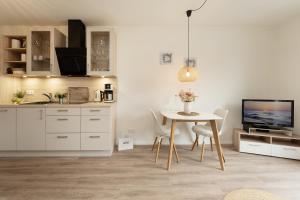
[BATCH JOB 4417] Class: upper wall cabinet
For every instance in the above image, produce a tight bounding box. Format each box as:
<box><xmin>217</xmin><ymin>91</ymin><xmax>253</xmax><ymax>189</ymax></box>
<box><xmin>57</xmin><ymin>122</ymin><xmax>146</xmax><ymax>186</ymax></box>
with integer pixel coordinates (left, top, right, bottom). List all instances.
<box><xmin>27</xmin><ymin>27</ymin><xmax>66</xmax><ymax>76</ymax></box>
<box><xmin>86</xmin><ymin>27</ymin><xmax>116</xmax><ymax>76</ymax></box>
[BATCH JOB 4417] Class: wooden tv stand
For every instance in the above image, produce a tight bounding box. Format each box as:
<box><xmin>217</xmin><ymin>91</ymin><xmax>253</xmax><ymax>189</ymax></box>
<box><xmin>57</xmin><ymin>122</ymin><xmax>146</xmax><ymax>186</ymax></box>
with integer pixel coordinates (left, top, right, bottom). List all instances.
<box><xmin>233</xmin><ymin>129</ymin><xmax>300</xmax><ymax>160</ymax></box>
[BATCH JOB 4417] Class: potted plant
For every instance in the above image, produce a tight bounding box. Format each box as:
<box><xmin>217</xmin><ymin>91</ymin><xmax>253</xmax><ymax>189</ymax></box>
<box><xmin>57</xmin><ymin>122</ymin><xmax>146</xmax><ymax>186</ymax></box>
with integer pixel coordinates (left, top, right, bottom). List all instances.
<box><xmin>179</xmin><ymin>90</ymin><xmax>197</xmax><ymax>114</ymax></box>
<box><xmin>55</xmin><ymin>92</ymin><xmax>67</xmax><ymax>104</ymax></box>
<box><xmin>11</xmin><ymin>90</ymin><xmax>26</xmax><ymax>104</ymax></box>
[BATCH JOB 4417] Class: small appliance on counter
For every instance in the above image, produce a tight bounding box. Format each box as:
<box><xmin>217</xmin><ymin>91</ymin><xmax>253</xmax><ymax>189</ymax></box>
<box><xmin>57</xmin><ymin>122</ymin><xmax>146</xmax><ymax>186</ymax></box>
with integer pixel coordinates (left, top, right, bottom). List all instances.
<box><xmin>94</xmin><ymin>90</ymin><xmax>104</xmax><ymax>102</ymax></box>
<box><xmin>103</xmin><ymin>83</ymin><xmax>114</xmax><ymax>103</ymax></box>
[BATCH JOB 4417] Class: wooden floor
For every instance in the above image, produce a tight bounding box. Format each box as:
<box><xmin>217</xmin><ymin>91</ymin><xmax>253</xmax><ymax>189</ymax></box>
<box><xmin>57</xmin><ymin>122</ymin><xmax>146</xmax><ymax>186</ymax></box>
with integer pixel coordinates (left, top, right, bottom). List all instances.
<box><xmin>0</xmin><ymin>146</ymin><xmax>299</xmax><ymax>200</ymax></box>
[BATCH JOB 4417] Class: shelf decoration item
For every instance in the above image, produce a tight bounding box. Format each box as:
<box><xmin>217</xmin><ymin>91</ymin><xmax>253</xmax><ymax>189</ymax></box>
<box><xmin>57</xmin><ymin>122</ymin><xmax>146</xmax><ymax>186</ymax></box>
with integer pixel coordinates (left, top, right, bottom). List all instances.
<box><xmin>178</xmin><ymin>0</ymin><xmax>208</xmax><ymax>82</ymax></box>
<box><xmin>11</xmin><ymin>91</ymin><xmax>26</xmax><ymax>104</ymax></box>
<box><xmin>178</xmin><ymin>90</ymin><xmax>197</xmax><ymax>114</ymax></box>
<box><xmin>55</xmin><ymin>92</ymin><xmax>67</xmax><ymax>104</ymax></box>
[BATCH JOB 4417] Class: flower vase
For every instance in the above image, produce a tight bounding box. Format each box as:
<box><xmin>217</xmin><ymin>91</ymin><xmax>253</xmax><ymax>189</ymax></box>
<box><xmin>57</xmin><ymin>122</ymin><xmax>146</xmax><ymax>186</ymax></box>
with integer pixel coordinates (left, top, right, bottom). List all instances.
<box><xmin>59</xmin><ymin>98</ymin><xmax>64</xmax><ymax>104</ymax></box>
<box><xmin>183</xmin><ymin>102</ymin><xmax>191</xmax><ymax>114</ymax></box>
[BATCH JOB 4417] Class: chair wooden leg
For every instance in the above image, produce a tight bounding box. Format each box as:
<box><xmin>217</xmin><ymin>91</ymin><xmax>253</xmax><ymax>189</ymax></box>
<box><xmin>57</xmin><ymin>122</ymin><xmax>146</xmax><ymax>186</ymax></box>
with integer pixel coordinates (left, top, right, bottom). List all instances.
<box><xmin>173</xmin><ymin>144</ymin><xmax>180</xmax><ymax>163</ymax></box>
<box><xmin>197</xmin><ymin>139</ymin><xmax>199</xmax><ymax>146</ymax></box>
<box><xmin>222</xmin><ymin>152</ymin><xmax>226</xmax><ymax>163</ymax></box>
<box><xmin>155</xmin><ymin>138</ymin><xmax>162</xmax><ymax>163</ymax></box>
<box><xmin>152</xmin><ymin>137</ymin><xmax>158</xmax><ymax>152</ymax></box>
<box><xmin>191</xmin><ymin>136</ymin><xmax>198</xmax><ymax>151</ymax></box>
<box><xmin>210</xmin><ymin>137</ymin><xmax>213</xmax><ymax>151</ymax></box>
<box><xmin>200</xmin><ymin>139</ymin><xmax>205</xmax><ymax>162</ymax></box>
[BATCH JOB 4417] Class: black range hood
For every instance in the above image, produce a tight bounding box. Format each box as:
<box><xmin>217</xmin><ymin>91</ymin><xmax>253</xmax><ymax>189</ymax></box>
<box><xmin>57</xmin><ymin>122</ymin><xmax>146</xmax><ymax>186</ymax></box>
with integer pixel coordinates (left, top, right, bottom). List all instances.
<box><xmin>56</xmin><ymin>20</ymin><xmax>87</xmax><ymax>76</ymax></box>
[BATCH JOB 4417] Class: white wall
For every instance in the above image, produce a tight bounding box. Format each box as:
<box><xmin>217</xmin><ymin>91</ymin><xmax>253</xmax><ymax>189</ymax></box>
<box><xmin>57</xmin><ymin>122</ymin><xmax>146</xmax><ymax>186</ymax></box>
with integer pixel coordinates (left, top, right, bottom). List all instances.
<box><xmin>269</xmin><ymin>17</ymin><xmax>300</xmax><ymax>134</ymax></box>
<box><xmin>115</xmin><ymin>26</ymin><xmax>276</xmax><ymax>144</ymax></box>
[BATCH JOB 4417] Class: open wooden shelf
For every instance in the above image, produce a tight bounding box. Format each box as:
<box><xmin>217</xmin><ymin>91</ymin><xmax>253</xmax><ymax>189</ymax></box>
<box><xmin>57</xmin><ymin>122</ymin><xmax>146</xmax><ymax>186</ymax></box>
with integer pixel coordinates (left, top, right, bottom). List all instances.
<box><xmin>4</xmin><ymin>61</ymin><xmax>26</xmax><ymax>64</ymax></box>
<box><xmin>2</xmin><ymin>35</ymin><xmax>27</xmax><ymax>75</ymax></box>
<box><xmin>5</xmin><ymin>48</ymin><xmax>26</xmax><ymax>52</ymax></box>
<box><xmin>3</xmin><ymin>35</ymin><xmax>26</xmax><ymax>39</ymax></box>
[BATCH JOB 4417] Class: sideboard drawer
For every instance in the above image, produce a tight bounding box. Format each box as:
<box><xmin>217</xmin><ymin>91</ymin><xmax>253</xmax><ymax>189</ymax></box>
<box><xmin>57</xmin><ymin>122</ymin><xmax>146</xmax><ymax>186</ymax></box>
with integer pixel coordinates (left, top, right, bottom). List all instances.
<box><xmin>272</xmin><ymin>145</ymin><xmax>300</xmax><ymax>160</ymax></box>
<box><xmin>81</xmin><ymin>107</ymin><xmax>111</xmax><ymax>116</ymax></box>
<box><xmin>81</xmin><ymin>116</ymin><xmax>110</xmax><ymax>132</ymax></box>
<box><xmin>46</xmin><ymin>116</ymin><xmax>80</xmax><ymax>133</ymax></box>
<box><xmin>46</xmin><ymin>133</ymin><xmax>80</xmax><ymax>150</ymax></box>
<box><xmin>240</xmin><ymin>141</ymin><xmax>271</xmax><ymax>156</ymax></box>
<box><xmin>46</xmin><ymin>108</ymin><xmax>80</xmax><ymax>116</ymax></box>
<box><xmin>81</xmin><ymin>133</ymin><xmax>111</xmax><ymax>150</ymax></box>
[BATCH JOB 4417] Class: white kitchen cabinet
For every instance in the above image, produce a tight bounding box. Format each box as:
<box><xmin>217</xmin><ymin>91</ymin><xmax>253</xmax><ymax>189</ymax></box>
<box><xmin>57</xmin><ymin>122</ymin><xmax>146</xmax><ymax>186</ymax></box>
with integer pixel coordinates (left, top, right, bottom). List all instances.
<box><xmin>81</xmin><ymin>133</ymin><xmax>111</xmax><ymax>150</ymax></box>
<box><xmin>46</xmin><ymin>116</ymin><xmax>80</xmax><ymax>133</ymax></box>
<box><xmin>46</xmin><ymin>133</ymin><xmax>80</xmax><ymax>151</ymax></box>
<box><xmin>0</xmin><ymin>108</ymin><xmax>17</xmax><ymax>150</ymax></box>
<box><xmin>81</xmin><ymin>116</ymin><xmax>110</xmax><ymax>133</ymax></box>
<box><xmin>17</xmin><ymin>108</ymin><xmax>45</xmax><ymax>150</ymax></box>
<box><xmin>86</xmin><ymin>27</ymin><xmax>115</xmax><ymax>76</ymax></box>
<box><xmin>27</xmin><ymin>27</ymin><xmax>66</xmax><ymax>76</ymax></box>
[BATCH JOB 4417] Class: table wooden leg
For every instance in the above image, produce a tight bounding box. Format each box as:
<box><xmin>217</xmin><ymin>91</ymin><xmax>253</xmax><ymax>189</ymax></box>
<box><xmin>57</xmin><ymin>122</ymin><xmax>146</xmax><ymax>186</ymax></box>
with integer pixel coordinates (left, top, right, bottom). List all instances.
<box><xmin>210</xmin><ymin>120</ymin><xmax>225</xmax><ymax>171</ymax></box>
<box><xmin>167</xmin><ymin>120</ymin><xmax>176</xmax><ymax>171</ymax></box>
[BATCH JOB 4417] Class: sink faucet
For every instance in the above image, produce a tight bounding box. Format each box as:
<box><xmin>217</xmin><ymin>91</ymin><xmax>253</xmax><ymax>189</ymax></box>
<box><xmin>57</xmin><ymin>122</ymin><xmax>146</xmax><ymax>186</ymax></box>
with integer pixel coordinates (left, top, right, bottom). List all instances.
<box><xmin>42</xmin><ymin>93</ymin><xmax>53</xmax><ymax>103</ymax></box>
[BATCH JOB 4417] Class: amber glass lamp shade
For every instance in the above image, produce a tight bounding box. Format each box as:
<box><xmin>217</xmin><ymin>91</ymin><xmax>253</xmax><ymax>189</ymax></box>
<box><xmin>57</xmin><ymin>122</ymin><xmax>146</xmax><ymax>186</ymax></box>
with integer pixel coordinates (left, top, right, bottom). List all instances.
<box><xmin>177</xmin><ymin>66</ymin><xmax>198</xmax><ymax>82</ymax></box>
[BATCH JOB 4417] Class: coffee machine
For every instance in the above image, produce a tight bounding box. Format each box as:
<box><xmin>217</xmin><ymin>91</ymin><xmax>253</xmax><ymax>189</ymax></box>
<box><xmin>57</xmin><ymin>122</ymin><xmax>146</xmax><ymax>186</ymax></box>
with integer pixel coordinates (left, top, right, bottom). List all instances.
<box><xmin>103</xmin><ymin>84</ymin><xmax>114</xmax><ymax>102</ymax></box>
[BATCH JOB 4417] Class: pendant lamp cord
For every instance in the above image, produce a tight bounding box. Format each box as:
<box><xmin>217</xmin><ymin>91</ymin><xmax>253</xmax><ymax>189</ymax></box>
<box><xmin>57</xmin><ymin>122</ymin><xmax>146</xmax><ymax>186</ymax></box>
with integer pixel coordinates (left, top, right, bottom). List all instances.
<box><xmin>186</xmin><ymin>0</ymin><xmax>208</xmax><ymax>66</ymax></box>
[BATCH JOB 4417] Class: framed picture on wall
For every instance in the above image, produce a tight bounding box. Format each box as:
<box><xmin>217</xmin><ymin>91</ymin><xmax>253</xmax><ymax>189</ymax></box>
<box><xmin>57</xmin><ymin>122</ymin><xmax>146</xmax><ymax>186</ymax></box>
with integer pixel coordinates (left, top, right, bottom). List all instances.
<box><xmin>160</xmin><ymin>52</ymin><xmax>173</xmax><ymax>65</ymax></box>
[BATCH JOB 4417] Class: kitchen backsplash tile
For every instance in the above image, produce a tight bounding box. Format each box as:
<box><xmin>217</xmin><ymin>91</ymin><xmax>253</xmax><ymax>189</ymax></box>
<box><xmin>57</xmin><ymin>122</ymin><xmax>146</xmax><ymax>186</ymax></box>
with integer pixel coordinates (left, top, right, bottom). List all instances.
<box><xmin>19</xmin><ymin>77</ymin><xmax>117</xmax><ymax>103</ymax></box>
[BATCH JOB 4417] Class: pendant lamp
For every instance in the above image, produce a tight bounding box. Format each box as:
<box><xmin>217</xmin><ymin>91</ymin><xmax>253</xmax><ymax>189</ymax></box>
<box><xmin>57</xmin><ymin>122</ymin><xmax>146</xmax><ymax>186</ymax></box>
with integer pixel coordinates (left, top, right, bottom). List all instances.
<box><xmin>178</xmin><ymin>0</ymin><xmax>208</xmax><ymax>82</ymax></box>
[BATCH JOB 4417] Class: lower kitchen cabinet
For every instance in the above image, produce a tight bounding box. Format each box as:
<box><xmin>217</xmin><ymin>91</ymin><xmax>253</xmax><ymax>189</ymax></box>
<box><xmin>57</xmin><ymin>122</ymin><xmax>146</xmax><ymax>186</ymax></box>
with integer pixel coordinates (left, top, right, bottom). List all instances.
<box><xmin>0</xmin><ymin>108</ymin><xmax>17</xmax><ymax>150</ymax></box>
<box><xmin>17</xmin><ymin>108</ymin><xmax>46</xmax><ymax>150</ymax></box>
<box><xmin>81</xmin><ymin>133</ymin><xmax>111</xmax><ymax>150</ymax></box>
<box><xmin>0</xmin><ymin>104</ymin><xmax>115</xmax><ymax>156</ymax></box>
<box><xmin>46</xmin><ymin>133</ymin><xmax>80</xmax><ymax>151</ymax></box>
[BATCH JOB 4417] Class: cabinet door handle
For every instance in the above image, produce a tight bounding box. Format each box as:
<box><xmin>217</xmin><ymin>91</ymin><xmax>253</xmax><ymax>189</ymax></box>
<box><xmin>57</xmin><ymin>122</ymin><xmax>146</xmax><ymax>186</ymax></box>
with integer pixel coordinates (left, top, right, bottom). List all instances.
<box><xmin>89</xmin><ymin>136</ymin><xmax>100</xmax><ymax>139</ymax></box>
<box><xmin>57</xmin><ymin>136</ymin><xmax>68</xmax><ymax>139</ymax></box>
<box><xmin>90</xmin><ymin>118</ymin><xmax>100</xmax><ymax>121</ymax></box>
<box><xmin>90</xmin><ymin>110</ymin><xmax>100</xmax><ymax>112</ymax></box>
<box><xmin>0</xmin><ymin>109</ymin><xmax>8</xmax><ymax>112</ymax></box>
<box><xmin>57</xmin><ymin>109</ymin><xmax>68</xmax><ymax>112</ymax></box>
<box><xmin>57</xmin><ymin>118</ymin><xmax>68</xmax><ymax>121</ymax></box>
<box><xmin>40</xmin><ymin>110</ymin><xmax>43</xmax><ymax>120</ymax></box>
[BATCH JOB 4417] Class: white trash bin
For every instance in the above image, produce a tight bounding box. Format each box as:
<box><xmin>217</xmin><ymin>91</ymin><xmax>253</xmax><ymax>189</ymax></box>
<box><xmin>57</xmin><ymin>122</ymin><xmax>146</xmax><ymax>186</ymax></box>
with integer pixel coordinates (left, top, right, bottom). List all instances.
<box><xmin>118</xmin><ymin>136</ymin><xmax>133</xmax><ymax>151</ymax></box>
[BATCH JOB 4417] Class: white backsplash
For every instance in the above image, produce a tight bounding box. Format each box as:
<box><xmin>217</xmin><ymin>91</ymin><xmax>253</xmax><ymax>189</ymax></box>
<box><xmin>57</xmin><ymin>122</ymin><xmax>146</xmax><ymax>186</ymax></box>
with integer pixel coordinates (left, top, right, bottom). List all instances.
<box><xmin>0</xmin><ymin>76</ymin><xmax>21</xmax><ymax>103</ymax></box>
<box><xmin>20</xmin><ymin>77</ymin><xmax>117</xmax><ymax>103</ymax></box>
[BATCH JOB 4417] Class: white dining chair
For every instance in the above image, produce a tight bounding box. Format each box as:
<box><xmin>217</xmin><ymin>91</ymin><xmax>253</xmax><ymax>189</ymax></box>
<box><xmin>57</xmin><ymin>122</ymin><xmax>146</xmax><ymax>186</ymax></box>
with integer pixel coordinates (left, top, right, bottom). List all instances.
<box><xmin>150</xmin><ymin>109</ymin><xmax>180</xmax><ymax>163</ymax></box>
<box><xmin>191</xmin><ymin>108</ymin><xmax>229</xmax><ymax>162</ymax></box>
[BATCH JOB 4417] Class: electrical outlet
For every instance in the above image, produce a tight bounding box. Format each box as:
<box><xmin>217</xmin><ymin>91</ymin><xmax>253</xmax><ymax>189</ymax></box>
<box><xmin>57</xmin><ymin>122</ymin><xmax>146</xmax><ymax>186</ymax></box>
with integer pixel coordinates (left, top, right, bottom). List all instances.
<box><xmin>26</xmin><ymin>90</ymin><xmax>34</xmax><ymax>95</ymax></box>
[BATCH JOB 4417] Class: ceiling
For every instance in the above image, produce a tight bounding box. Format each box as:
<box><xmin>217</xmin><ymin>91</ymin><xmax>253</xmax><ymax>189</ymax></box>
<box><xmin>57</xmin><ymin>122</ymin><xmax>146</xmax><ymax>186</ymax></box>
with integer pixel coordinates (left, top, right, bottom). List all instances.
<box><xmin>0</xmin><ymin>0</ymin><xmax>300</xmax><ymax>26</ymax></box>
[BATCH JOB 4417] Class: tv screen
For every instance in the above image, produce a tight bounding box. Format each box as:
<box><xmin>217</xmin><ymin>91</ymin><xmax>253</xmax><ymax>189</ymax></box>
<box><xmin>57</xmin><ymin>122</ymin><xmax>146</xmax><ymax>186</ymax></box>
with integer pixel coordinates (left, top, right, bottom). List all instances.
<box><xmin>242</xmin><ymin>99</ymin><xmax>294</xmax><ymax>128</ymax></box>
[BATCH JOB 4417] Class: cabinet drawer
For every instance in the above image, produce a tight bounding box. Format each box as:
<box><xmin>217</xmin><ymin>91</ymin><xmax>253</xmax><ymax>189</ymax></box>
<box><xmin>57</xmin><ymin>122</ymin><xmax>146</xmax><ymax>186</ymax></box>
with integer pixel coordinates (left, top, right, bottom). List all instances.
<box><xmin>46</xmin><ymin>116</ymin><xmax>80</xmax><ymax>133</ymax></box>
<box><xmin>272</xmin><ymin>145</ymin><xmax>300</xmax><ymax>160</ymax></box>
<box><xmin>81</xmin><ymin>133</ymin><xmax>111</xmax><ymax>150</ymax></box>
<box><xmin>81</xmin><ymin>107</ymin><xmax>111</xmax><ymax>116</ymax></box>
<box><xmin>46</xmin><ymin>108</ymin><xmax>80</xmax><ymax>116</ymax></box>
<box><xmin>81</xmin><ymin>116</ymin><xmax>110</xmax><ymax>132</ymax></box>
<box><xmin>46</xmin><ymin>133</ymin><xmax>80</xmax><ymax>150</ymax></box>
<box><xmin>240</xmin><ymin>141</ymin><xmax>271</xmax><ymax>156</ymax></box>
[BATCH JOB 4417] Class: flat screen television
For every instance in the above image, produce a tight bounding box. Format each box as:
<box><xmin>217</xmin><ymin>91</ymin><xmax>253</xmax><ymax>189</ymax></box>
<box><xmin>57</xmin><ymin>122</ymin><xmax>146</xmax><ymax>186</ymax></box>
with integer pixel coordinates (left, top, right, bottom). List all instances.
<box><xmin>242</xmin><ymin>99</ymin><xmax>294</xmax><ymax>131</ymax></box>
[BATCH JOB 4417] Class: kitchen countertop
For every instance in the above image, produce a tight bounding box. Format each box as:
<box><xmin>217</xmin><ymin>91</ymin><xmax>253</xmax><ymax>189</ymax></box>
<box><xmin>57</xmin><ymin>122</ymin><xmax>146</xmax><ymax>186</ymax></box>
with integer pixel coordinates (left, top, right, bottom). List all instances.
<box><xmin>0</xmin><ymin>102</ymin><xmax>116</xmax><ymax>108</ymax></box>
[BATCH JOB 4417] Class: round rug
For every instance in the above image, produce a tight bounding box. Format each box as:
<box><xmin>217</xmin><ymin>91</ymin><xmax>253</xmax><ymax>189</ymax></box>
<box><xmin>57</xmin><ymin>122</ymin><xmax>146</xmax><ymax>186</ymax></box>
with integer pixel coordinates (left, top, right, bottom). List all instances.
<box><xmin>224</xmin><ymin>189</ymin><xmax>284</xmax><ymax>200</ymax></box>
